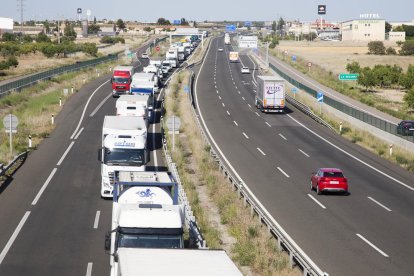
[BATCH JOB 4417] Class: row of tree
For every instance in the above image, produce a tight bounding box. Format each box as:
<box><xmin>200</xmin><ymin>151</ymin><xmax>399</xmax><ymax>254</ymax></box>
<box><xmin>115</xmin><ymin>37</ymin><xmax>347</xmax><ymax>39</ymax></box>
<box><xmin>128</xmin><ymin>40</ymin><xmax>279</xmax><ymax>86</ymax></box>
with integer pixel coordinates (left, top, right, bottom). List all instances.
<box><xmin>368</xmin><ymin>41</ymin><xmax>414</xmax><ymax>56</ymax></box>
<box><xmin>346</xmin><ymin>61</ymin><xmax>414</xmax><ymax>90</ymax></box>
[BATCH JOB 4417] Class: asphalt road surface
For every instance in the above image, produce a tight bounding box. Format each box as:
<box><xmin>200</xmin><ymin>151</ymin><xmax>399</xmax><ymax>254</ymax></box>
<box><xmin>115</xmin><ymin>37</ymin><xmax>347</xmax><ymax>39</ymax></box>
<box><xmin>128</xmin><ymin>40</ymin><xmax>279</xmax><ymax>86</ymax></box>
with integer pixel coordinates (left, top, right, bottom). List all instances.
<box><xmin>194</xmin><ymin>35</ymin><xmax>414</xmax><ymax>275</ymax></box>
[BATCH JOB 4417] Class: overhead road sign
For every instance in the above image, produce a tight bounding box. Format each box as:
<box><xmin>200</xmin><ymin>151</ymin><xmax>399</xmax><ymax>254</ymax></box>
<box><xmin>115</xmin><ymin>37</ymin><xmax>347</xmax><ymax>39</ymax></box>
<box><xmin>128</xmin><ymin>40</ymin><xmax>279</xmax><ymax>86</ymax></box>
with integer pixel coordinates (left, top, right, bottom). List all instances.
<box><xmin>173</xmin><ymin>20</ymin><xmax>181</xmax><ymax>25</ymax></box>
<box><xmin>238</xmin><ymin>36</ymin><xmax>258</xmax><ymax>48</ymax></box>
<box><xmin>339</xmin><ymin>73</ymin><xmax>359</xmax><ymax>81</ymax></box>
<box><xmin>226</xmin><ymin>25</ymin><xmax>236</xmax><ymax>32</ymax></box>
<box><xmin>318</xmin><ymin>5</ymin><xmax>326</xmax><ymax>15</ymax></box>
<box><xmin>244</xmin><ymin>21</ymin><xmax>252</xmax><ymax>27</ymax></box>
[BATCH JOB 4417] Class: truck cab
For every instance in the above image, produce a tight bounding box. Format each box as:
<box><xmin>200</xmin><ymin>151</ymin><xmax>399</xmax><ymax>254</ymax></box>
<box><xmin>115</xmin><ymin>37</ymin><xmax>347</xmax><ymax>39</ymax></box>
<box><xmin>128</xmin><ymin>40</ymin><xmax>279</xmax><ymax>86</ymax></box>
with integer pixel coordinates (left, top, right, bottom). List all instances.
<box><xmin>112</xmin><ymin>66</ymin><xmax>134</xmax><ymax>98</ymax></box>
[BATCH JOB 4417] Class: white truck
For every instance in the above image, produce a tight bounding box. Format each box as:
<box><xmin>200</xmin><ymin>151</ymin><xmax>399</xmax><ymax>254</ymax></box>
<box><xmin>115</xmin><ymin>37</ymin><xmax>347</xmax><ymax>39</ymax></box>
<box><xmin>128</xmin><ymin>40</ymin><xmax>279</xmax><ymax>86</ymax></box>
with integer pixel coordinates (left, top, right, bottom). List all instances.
<box><xmin>166</xmin><ymin>48</ymin><xmax>178</xmax><ymax>67</ymax></box>
<box><xmin>229</xmin><ymin>51</ymin><xmax>239</xmax><ymax>63</ymax></box>
<box><xmin>113</xmin><ymin>248</ymin><xmax>242</xmax><ymax>276</ymax></box>
<box><xmin>177</xmin><ymin>46</ymin><xmax>185</xmax><ymax>61</ymax></box>
<box><xmin>224</xmin><ymin>33</ymin><xmax>231</xmax><ymax>45</ymax></box>
<box><xmin>131</xmin><ymin>72</ymin><xmax>158</xmax><ymax>93</ymax></box>
<box><xmin>105</xmin><ymin>171</ymin><xmax>185</xmax><ymax>276</ymax></box>
<box><xmin>99</xmin><ymin>116</ymin><xmax>148</xmax><ymax>198</ymax></box>
<box><xmin>116</xmin><ymin>94</ymin><xmax>152</xmax><ymax>124</ymax></box>
<box><xmin>255</xmin><ymin>76</ymin><xmax>286</xmax><ymax>113</ymax></box>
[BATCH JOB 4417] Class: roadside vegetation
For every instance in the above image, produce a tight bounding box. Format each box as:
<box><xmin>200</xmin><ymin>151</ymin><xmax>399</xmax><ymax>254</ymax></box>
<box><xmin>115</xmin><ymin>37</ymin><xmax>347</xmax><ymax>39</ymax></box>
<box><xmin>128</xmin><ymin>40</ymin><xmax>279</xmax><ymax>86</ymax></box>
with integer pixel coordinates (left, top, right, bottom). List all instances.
<box><xmin>164</xmin><ymin>71</ymin><xmax>298</xmax><ymax>275</ymax></box>
<box><xmin>0</xmin><ymin>59</ymin><xmax>117</xmax><ymax>165</ymax></box>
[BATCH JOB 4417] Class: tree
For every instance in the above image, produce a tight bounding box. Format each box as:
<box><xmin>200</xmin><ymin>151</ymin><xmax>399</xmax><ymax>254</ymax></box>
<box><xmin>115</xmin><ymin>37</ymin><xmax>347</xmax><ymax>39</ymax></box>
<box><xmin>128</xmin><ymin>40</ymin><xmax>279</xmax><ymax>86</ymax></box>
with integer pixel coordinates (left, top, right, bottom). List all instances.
<box><xmin>36</xmin><ymin>32</ymin><xmax>51</xmax><ymax>43</ymax></box>
<box><xmin>23</xmin><ymin>34</ymin><xmax>33</xmax><ymax>43</ymax></box>
<box><xmin>180</xmin><ymin>18</ymin><xmax>189</xmax><ymax>26</ymax></box>
<box><xmin>368</xmin><ymin>41</ymin><xmax>386</xmax><ymax>55</ymax></box>
<box><xmin>81</xmin><ymin>43</ymin><xmax>98</xmax><ymax>56</ymax></box>
<box><xmin>271</xmin><ymin>21</ymin><xmax>277</xmax><ymax>32</ymax></box>
<box><xmin>116</xmin><ymin>19</ymin><xmax>126</xmax><ymax>30</ymax></box>
<box><xmin>63</xmin><ymin>22</ymin><xmax>77</xmax><ymax>41</ymax></box>
<box><xmin>93</xmin><ymin>16</ymin><xmax>97</xmax><ymax>25</ymax></box>
<box><xmin>385</xmin><ymin>21</ymin><xmax>392</xmax><ymax>33</ymax></box>
<box><xmin>402</xmin><ymin>24</ymin><xmax>414</xmax><ymax>37</ymax></box>
<box><xmin>2</xmin><ymin>33</ymin><xmax>17</xmax><ymax>42</ymax></box>
<box><xmin>393</xmin><ymin>25</ymin><xmax>404</xmax><ymax>32</ymax></box>
<box><xmin>399</xmin><ymin>40</ymin><xmax>414</xmax><ymax>55</ymax></box>
<box><xmin>346</xmin><ymin>61</ymin><xmax>361</xmax><ymax>74</ymax></box>
<box><xmin>43</xmin><ymin>20</ymin><xmax>50</xmax><ymax>34</ymax></box>
<box><xmin>277</xmin><ymin>17</ymin><xmax>285</xmax><ymax>35</ymax></box>
<box><xmin>157</xmin><ymin>18</ymin><xmax>170</xmax><ymax>25</ymax></box>
<box><xmin>400</xmin><ymin>65</ymin><xmax>414</xmax><ymax>89</ymax></box>
<box><xmin>143</xmin><ymin>27</ymin><xmax>152</xmax><ymax>33</ymax></box>
<box><xmin>88</xmin><ymin>24</ymin><xmax>101</xmax><ymax>34</ymax></box>
<box><xmin>404</xmin><ymin>86</ymin><xmax>414</xmax><ymax>109</ymax></box>
<box><xmin>0</xmin><ymin>56</ymin><xmax>18</xmax><ymax>71</ymax></box>
<box><xmin>358</xmin><ymin>67</ymin><xmax>377</xmax><ymax>90</ymax></box>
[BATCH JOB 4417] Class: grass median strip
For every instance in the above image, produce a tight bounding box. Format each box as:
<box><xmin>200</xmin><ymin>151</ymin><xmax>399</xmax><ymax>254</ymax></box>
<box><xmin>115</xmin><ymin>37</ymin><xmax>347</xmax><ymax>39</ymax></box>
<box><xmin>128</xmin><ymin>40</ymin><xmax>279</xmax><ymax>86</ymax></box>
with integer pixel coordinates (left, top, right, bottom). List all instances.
<box><xmin>164</xmin><ymin>71</ymin><xmax>298</xmax><ymax>275</ymax></box>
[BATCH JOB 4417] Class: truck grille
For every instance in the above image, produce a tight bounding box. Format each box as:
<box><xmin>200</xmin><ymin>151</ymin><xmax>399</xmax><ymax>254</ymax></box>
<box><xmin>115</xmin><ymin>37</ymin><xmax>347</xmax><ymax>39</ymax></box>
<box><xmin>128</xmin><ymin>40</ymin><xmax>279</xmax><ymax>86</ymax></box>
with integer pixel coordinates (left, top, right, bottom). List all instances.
<box><xmin>108</xmin><ymin>172</ymin><xmax>115</xmax><ymax>185</ymax></box>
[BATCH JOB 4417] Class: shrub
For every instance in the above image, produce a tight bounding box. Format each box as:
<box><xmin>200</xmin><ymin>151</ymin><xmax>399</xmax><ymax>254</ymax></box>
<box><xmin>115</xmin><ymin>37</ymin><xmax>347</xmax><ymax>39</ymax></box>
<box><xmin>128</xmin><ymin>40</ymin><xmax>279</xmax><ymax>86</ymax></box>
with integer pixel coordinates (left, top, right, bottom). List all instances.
<box><xmin>400</xmin><ymin>40</ymin><xmax>414</xmax><ymax>55</ymax></box>
<box><xmin>346</xmin><ymin>61</ymin><xmax>361</xmax><ymax>74</ymax></box>
<box><xmin>404</xmin><ymin>86</ymin><xmax>414</xmax><ymax>109</ymax></box>
<box><xmin>368</xmin><ymin>41</ymin><xmax>386</xmax><ymax>55</ymax></box>
<box><xmin>386</xmin><ymin>47</ymin><xmax>397</xmax><ymax>55</ymax></box>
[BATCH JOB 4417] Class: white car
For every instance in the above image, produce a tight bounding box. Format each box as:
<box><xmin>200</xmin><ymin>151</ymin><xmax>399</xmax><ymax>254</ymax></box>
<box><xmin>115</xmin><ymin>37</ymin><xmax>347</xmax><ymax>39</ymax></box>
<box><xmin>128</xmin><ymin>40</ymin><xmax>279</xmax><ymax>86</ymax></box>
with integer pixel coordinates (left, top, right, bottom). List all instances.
<box><xmin>141</xmin><ymin>53</ymin><xmax>149</xmax><ymax>59</ymax></box>
<box><xmin>218</xmin><ymin>48</ymin><xmax>223</xmax><ymax>52</ymax></box>
<box><xmin>241</xmin><ymin>66</ymin><xmax>249</xmax><ymax>74</ymax></box>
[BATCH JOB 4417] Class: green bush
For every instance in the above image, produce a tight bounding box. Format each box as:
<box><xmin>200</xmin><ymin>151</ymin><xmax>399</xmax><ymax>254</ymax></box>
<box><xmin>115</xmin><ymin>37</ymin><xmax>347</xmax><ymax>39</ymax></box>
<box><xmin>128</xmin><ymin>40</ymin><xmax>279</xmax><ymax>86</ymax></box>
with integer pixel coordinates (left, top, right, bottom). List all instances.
<box><xmin>346</xmin><ymin>61</ymin><xmax>361</xmax><ymax>74</ymax></box>
<box><xmin>404</xmin><ymin>86</ymin><xmax>414</xmax><ymax>109</ymax></box>
<box><xmin>368</xmin><ymin>41</ymin><xmax>386</xmax><ymax>55</ymax></box>
<box><xmin>400</xmin><ymin>40</ymin><xmax>414</xmax><ymax>55</ymax></box>
<box><xmin>386</xmin><ymin>47</ymin><xmax>397</xmax><ymax>55</ymax></box>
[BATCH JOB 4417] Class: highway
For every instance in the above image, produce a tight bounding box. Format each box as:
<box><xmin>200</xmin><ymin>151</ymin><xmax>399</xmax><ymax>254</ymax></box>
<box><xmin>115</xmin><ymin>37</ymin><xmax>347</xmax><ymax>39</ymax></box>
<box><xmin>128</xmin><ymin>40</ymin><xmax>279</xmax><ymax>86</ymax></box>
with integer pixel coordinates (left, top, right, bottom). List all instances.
<box><xmin>0</xmin><ymin>44</ymin><xmax>168</xmax><ymax>275</ymax></box>
<box><xmin>194</xmin><ymin>35</ymin><xmax>414</xmax><ymax>275</ymax></box>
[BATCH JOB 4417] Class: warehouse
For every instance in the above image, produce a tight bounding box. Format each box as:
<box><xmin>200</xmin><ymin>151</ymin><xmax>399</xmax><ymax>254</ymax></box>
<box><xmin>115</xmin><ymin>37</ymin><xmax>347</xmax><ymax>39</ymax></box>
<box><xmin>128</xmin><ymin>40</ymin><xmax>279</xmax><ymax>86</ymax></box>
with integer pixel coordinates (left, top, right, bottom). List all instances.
<box><xmin>0</xmin><ymin>17</ymin><xmax>13</xmax><ymax>36</ymax></box>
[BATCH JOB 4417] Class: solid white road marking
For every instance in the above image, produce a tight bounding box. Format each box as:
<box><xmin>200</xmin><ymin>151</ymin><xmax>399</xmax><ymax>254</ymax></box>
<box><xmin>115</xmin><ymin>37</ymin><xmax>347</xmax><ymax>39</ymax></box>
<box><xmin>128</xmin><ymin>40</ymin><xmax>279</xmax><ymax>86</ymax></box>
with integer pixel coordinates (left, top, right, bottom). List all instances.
<box><xmin>86</xmin><ymin>262</ymin><xmax>93</xmax><ymax>276</ymax></box>
<box><xmin>287</xmin><ymin>114</ymin><xmax>414</xmax><ymax>192</ymax></box>
<box><xmin>356</xmin><ymin>234</ymin><xmax>389</xmax><ymax>258</ymax></box>
<box><xmin>279</xmin><ymin>134</ymin><xmax>287</xmax><ymax>140</ymax></box>
<box><xmin>243</xmin><ymin>132</ymin><xmax>249</xmax><ymax>139</ymax></box>
<box><xmin>74</xmin><ymin>127</ymin><xmax>84</xmax><ymax>140</ymax></box>
<box><xmin>277</xmin><ymin>167</ymin><xmax>290</xmax><ymax>178</ymax></box>
<box><xmin>57</xmin><ymin>141</ymin><xmax>75</xmax><ymax>166</ymax></box>
<box><xmin>257</xmin><ymin>148</ymin><xmax>266</xmax><ymax>156</ymax></box>
<box><xmin>0</xmin><ymin>211</ymin><xmax>31</xmax><ymax>265</ymax></box>
<box><xmin>265</xmin><ymin>122</ymin><xmax>271</xmax><ymax>127</ymax></box>
<box><xmin>307</xmin><ymin>194</ymin><xmax>327</xmax><ymax>209</ymax></box>
<box><xmin>89</xmin><ymin>93</ymin><xmax>112</xmax><ymax>117</ymax></box>
<box><xmin>227</xmin><ymin>110</ymin><xmax>231</xmax><ymax>116</ymax></box>
<box><xmin>93</xmin><ymin>211</ymin><xmax>101</xmax><ymax>229</ymax></box>
<box><xmin>32</xmin><ymin>168</ymin><xmax>58</xmax><ymax>205</ymax></box>
<box><xmin>299</xmin><ymin>149</ymin><xmax>310</xmax><ymax>157</ymax></box>
<box><xmin>233</xmin><ymin>121</ymin><xmax>238</xmax><ymax>126</ymax></box>
<box><xmin>368</xmin><ymin>197</ymin><xmax>392</xmax><ymax>212</ymax></box>
<box><xmin>71</xmin><ymin>80</ymin><xmax>109</xmax><ymax>139</ymax></box>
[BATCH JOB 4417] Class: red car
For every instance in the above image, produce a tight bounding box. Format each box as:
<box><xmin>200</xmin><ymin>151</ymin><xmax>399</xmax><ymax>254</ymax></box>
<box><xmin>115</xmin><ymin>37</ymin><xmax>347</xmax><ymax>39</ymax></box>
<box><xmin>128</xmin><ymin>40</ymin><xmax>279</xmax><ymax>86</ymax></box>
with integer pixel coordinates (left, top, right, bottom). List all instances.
<box><xmin>311</xmin><ymin>168</ymin><xmax>348</xmax><ymax>195</ymax></box>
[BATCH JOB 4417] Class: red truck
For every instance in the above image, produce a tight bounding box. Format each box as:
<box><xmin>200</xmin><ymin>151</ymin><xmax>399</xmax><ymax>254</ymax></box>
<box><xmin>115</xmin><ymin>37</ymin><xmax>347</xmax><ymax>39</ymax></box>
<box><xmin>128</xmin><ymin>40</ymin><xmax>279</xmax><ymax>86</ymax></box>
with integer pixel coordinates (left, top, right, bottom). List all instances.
<box><xmin>111</xmin><ymin>65</ymin><xmax>135</xmax><ymax>97</ymax></box>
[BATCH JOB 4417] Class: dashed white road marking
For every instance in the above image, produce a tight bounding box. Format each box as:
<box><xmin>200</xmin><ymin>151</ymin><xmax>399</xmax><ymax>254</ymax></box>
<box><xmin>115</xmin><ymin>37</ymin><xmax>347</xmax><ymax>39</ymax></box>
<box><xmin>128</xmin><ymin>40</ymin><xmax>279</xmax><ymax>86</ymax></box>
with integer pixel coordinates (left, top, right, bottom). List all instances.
<box><xmin>93</xmin><ymin>211</ymin><xmax>101</xmax><ymax>229</ymax></box>
<box><xmin>277</xmin><ymin>167</ymin><xmax>290</xmax><ymax>178</ymax></box>
<box><xmin>226</xmin><ymin>110</ymin><xmax>231</xmax><ymax>116</ymax></box>
<box><xmin>248</xmin><ymin>104</ymin><xmax>252</xmax><ymax>108</ymax></box>
<box><xmin>74</xmin><ymin>127</ymin><xmax>84</xmax><ymax>140</ymax></box>
<box><xmin>279</xmin><ymin>133</ymin><xmax>287</xmax><ymax>140</ymax></box>
<box><xmin>265</xmin><ymin>122</ymin><xmax>271</xmax><ymax>127</ymax></box>
<box><xmin>218</xmin><ymin>96</ymin><xmax>222</xmax><ymax>100</ymax></box>
<box><xmin>234</xmin><ymin>121</ymin><xmax>238</xmax><ymax>126</ymax></box>
<box><xmin>243</xmin><ymin>132</ymin><xmax>249</xmax><ymax>139</ymax></box>
<box><xmin>222</xmin><ymin>103</ymin><xmax>225</xmax><ymax>107</ymax></box>
<box><xmin>356</xmin><ymin>234</ymin><xmax>389</xmax><ymax>258</ymax></box>
<box><xmin>86</xmin><ymin>262</ymin><xmax>93</xmax><ymax>276</ymax></box>
<box><xmin>257</xmin><ymin>148</ymin><xmax>266</xmax><ymax>156</ymax></box>
<box><xmin>368</xmin><ymin>197</ymin><xmax>392</xmax><ymax>212</ymax></box>
<box><xmin>255</xmin><ymin>112</ymin><xmax>260</xmax><ymax>117</ymax></box>
<box><xmin>242</xmin><ymin>97</ymin><xmax>245</xmax><ymax>101</ymax></box>
<box><xmin>307</xmin><ymin>194</ymin><xmax>327</xmax><ymax>209</ymax></box>
<box><xmin>57</xmin><ymin>141</ymin><xmax>75</xmax><ymax>166</ymax></box>
<box><xmin>32</xmin><ymin>169</ymin><xmax>58</xmax><ymax>206</ymax></box>
<box><xmin>299</xmin><ymin>149</ymin><xmax>310</xmax><ymax>157</ymax></box>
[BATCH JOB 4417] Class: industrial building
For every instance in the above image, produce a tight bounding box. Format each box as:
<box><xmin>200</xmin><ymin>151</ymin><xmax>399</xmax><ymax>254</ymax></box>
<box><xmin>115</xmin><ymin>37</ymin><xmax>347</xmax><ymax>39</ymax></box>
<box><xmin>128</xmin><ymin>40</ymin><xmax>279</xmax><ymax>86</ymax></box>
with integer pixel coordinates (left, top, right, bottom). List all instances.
<box><xmin>341</xmin><ymin>19</ymin><xmax>385</xmax><ymax>41</ymax></box>
<box><xmin>0</xmin><ymin>17</ymin><xmax>13</xmax><ymax>36</ymax></box>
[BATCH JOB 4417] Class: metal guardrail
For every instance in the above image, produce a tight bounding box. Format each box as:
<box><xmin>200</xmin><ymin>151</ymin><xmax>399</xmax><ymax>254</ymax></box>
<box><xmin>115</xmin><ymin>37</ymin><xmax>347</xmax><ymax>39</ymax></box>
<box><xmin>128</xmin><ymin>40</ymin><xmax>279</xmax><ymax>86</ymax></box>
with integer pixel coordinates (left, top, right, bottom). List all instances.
<box><xmin>267</xmin><ymin>62</ymin><xmax>414</xmax><ymax>143</ymax></box>
<box><xmin>286</xmin><ymin>94</ymin><xmax>336</xmax><ymax>132</ymax></box>
<box><xmin>186</xmin><ymin>39</ymin><xmax>326</xmax><ymax>275</ymax></box>
<box><xmin>0</xmin><ymin>54</ymin><xmax>118</xmax><ymax>97</ymax></box>
<box><xmin>0</xmin><ymin>151</ymin><xmax>28</xmax><ymax>178</ymax></box>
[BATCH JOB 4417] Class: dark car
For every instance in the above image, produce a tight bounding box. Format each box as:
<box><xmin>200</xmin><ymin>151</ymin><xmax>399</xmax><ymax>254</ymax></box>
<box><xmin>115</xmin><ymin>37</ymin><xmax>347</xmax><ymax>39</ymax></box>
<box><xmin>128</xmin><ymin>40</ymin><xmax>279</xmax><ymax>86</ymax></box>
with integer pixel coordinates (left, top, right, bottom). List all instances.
<box><xmin>397</xmin><ymin>120</ymin><xmax>414</xmax><ymax>136</ymax></box>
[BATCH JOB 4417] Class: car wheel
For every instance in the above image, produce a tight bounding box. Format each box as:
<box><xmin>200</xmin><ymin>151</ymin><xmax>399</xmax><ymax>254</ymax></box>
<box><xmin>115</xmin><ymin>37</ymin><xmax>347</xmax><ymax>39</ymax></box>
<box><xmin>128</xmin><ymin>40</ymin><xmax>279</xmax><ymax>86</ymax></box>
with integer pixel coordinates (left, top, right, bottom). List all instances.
<box><xmin>310</xmin><ymin>181</ymin><xmax>314</xmax><ymax>191</ymax></box>
<box><xmin>316</xmin><ymin>184</ymin><xmax>322</xmax><ymax>195</ymax></box>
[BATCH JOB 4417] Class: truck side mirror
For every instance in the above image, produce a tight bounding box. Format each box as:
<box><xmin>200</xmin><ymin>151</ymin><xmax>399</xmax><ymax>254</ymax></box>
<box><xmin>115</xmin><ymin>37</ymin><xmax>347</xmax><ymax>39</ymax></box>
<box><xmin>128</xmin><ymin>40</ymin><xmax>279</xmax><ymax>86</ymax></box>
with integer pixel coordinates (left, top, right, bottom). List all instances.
<box><xmin>104</xmin><ymin>232</ymin><xmax>111</xmax><ymax>251</ymax></box>
<box><xmin>110</xmin><ymin>77</ymin><xmax>113</xmax><ymax>83</ymax></box>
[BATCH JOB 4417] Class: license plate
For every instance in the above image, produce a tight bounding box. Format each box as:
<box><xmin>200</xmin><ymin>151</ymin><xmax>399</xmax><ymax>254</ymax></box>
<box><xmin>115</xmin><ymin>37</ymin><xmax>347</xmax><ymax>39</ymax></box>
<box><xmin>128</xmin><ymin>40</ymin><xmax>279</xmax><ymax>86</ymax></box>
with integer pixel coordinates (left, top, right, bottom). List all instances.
<box><xmin>330</xmin><ymin>181</ymin><xmax>339</xmax><ymax>184</ymax></box>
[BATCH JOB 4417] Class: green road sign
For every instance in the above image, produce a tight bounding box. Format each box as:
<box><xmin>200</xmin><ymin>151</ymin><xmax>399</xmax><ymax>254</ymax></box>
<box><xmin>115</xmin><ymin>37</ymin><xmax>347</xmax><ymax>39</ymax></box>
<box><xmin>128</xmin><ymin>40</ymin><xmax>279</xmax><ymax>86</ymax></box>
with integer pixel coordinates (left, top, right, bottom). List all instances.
<box><xmin>339</xmin><ymin>73</ymin><xmax>359</xmax><ymax>81</ymax></box>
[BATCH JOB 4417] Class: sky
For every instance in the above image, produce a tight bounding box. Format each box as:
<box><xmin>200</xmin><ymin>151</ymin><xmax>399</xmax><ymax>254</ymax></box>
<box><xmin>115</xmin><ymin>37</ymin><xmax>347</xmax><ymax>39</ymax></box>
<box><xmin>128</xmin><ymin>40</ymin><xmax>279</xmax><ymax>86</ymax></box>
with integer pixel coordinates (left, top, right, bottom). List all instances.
<box><xmin>1</xmin><ymin>0</ymin><xmax>413</xmax><ymax>23</ymax></box>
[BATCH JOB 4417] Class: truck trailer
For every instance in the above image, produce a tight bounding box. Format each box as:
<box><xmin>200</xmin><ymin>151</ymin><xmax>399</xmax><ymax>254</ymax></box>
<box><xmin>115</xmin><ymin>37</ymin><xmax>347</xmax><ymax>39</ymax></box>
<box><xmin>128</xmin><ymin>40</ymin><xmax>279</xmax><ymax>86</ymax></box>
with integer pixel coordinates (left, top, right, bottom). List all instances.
<box><xmin>116</xmin><ymin>94</ymin><xmax>152</xmax><ymax>124</ymax></box>
<box><xmin>229</xmin><ymin>51</ymin><xmax>239</xmax><ymax>63</ymax></box>
<box><xmin>99</xmin><ymin>116</ymin><xmax>148</xmax><ymax>198</ymax></box>
<box><xmin>255</xmin><ymin>75</ymin><xmax>286</xmax><ymax>113</ymax></box>
<box><xmin>106</xmin><ymin>171</ymin><xmax>185</xmax><ymax>276</ymax></box>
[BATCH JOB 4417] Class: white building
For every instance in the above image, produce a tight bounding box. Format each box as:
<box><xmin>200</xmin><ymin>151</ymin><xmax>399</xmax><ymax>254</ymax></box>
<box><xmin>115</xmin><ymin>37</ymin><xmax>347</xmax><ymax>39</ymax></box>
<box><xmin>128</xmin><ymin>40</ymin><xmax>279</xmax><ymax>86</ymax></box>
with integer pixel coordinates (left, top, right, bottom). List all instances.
<box><xmin>388</xmin><ymin>31</ymin><xmax>405</xmax><ymax>41</ymax></box>
<box><xmin>0</xmin><ymin>17</ymin><xmax>13</xmax><ymax>35</ymax></box>
<box><xmin>341</xmin><ymin>19</ymin><xmax>385</xmax><ymax>41</ymax></box>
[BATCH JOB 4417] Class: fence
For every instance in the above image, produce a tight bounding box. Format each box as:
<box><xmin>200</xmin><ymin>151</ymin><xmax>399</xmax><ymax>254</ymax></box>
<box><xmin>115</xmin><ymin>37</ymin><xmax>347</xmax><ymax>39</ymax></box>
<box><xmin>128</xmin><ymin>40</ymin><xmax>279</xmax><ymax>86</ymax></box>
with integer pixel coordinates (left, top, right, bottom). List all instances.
<box><xmin>268</xmin><ymin>62</ymin><xmax>414</xmax><ymax>143</ymax></box>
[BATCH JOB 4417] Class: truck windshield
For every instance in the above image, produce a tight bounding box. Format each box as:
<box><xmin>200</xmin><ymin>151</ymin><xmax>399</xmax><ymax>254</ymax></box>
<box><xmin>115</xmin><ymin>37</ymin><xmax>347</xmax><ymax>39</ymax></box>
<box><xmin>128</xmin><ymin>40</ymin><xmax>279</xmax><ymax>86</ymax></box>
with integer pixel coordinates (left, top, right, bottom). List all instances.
<box><xmin>104</xmin><ymin>148</ymin><xmax>145</xmax><ymax>166</ymax></box>
<box><xmin>117</xmin><ymin>234</ymin><xmax>182</xmax><ymax>249</ymax></box>
<box><xmin>113</xmin><ymin>77</ymin><xmax>130</xmax><ymax>84</ymax></box>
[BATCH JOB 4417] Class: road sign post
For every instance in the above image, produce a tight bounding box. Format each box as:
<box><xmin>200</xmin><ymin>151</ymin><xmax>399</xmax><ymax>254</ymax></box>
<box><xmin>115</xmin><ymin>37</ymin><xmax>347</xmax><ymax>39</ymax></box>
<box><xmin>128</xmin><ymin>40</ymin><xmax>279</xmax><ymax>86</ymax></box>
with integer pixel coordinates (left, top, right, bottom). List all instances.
<box><xmin>3</xmin><ymin>114</ymin><xmax>19</xmax><ymax>156</ymax></box>
<box><xmin>166</xmin><ymin>116</ymin><xmax>181</xmax><ymax>154</ymax></box>
<box><xmin>338</xmin><ymin>73</ymin><xmax>359</xmax><ymax>81</ymax></box>
<box><xmin>317</xmin><ymin>92</ymin><xmax>324</xmax><ymax>114</ymax></box>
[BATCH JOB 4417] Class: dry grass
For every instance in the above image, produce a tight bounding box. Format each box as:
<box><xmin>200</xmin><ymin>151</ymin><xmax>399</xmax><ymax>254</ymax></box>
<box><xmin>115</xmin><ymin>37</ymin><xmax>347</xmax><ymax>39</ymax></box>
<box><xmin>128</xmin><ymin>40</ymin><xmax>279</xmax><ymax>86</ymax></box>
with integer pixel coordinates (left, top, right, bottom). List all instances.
<box><xmin>164</xmin><ymin>71</ymin><xmax>299</xmax><ymax>276</ymax></box>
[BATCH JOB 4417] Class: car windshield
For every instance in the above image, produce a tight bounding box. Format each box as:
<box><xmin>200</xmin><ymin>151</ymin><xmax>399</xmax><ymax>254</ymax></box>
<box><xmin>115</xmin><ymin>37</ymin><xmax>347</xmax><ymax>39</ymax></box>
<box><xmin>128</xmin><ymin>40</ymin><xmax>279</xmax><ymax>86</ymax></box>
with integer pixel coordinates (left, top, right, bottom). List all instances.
<box><xmin>104</xmin><ymin>148</ymin><xmax>145</xmax><ymax>166</ymax></box>
<box><xmin>117</xmin><ymin>234</ymin><xmax>182</xmax><ymax>249</ymax></box>
<box><xmin>113</xmin><ymin>77</ymin><xmax>129</xmax><ymax>84</ymax></box>
<box><xmin>323</xmin><ymin>171</ymin><xmax>344</xmax><ymax>178</ymax></box>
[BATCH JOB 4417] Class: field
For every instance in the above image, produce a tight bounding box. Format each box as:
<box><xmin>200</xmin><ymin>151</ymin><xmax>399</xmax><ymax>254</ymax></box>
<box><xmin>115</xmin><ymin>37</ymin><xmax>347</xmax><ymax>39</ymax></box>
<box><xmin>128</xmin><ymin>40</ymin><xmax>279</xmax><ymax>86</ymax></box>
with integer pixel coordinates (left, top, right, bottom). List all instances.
<box><xmin>0</xmin><ymin>35</ymin><xmax>148</xmax><ymax>82</ymax></box>
<box><xmin>276</xmin><ymin>40</ymin><xmax>414</xmax><ymax>74</ymax></box>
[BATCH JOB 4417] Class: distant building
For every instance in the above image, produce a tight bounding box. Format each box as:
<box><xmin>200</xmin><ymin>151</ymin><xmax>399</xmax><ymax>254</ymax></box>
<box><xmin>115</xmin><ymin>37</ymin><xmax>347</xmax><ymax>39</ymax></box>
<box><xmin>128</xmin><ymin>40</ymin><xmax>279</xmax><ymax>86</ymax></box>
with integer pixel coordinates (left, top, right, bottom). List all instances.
<box><xmin>390</xmin><ymin>20</ymin><xmax>414</xmax><ymax>29</ymax></box>
<box><xmin>0</xmin><ymin>17</ymin><xmax>13</xmax><ymax>35</ymax></box>
<box><xmin>387</xmin><ymin>31</ymin><xmax>405</xmax><ymax>41</ymax></box>
<box><xmin>341</xmin><ymin>19</ymin><xmax>385</xmax><ymax>41</ymax></box>
<box><xmin>13</xmin><ymin>25</ymin><xmax>45</xmax><ymax>35</ymax></box>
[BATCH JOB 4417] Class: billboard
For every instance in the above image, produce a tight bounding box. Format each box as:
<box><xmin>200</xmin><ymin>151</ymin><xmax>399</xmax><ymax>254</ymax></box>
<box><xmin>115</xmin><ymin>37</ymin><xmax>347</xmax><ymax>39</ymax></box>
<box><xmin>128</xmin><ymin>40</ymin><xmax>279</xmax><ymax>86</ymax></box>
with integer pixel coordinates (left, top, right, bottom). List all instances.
<box><xmin>318</xmin><ymin>5</ymin><xmax>326</xmax><ymax>15</ymax></box>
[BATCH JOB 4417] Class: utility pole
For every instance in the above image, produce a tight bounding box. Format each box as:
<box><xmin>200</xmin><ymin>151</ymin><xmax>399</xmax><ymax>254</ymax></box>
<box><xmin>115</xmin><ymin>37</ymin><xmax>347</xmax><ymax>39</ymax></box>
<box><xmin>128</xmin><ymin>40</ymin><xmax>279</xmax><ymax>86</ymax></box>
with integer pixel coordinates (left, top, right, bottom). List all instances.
<box><xmin>17</xmin><ymin>0</ymin><xmax>25</xmax><ymax>40</ymax></box>
<box><xmin>57</xmin><ymin>16</ymin><xmax>60</xmax><ymax>44</ymax></box>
